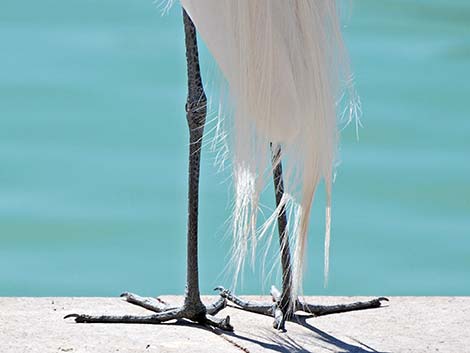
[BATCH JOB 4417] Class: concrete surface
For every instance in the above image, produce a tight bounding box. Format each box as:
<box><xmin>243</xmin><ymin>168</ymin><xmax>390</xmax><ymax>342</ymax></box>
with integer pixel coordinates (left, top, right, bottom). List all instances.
<box><xmin>1</xmin><ymin>296</ymin><xmax>469</xmax><ymax>353</ymax></box>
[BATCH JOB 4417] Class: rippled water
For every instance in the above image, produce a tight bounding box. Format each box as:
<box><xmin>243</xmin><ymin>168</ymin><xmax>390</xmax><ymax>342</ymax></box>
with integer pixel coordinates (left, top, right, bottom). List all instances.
<box><xmin>1</xmin><ymin>0</ymin><xmax>469</xmax><ymax>296</ymax></box>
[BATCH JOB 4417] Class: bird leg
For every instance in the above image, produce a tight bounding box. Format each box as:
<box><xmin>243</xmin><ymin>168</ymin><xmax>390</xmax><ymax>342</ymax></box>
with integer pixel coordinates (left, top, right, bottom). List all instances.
<box><xmin>215</xmin><ymin>286</ymin><xmax>276</xmax><ymax>317</ymax></box>
<box><xmin>270</xmin><ymin>144</ymin><xmax>294</xmax><ymax>329</ymax></box>
<box><xmin>216</xmin><ymin>285</ymin><xmax>388</xmax><ymax>330</ymax></box>
<box><xmin>64</xmin><ymin>9</ymin><xmax>231</xmax><ymax>332</ymax></box>
<box><xmin>120</xmin><ymin>292</ymin><xmax>176</xmax><ymax>312</ymax></box>
<box><xmin>295</xmin><ymin>296</ymin><xmax>389</xmax><ymax>317</ymax></box>
<box><xmin>120</xmin><ymin>292</ymin><xmax>227</xmax><ymax>316</ymax></box>
<box><xmin>216</xmin><ymin>145</ymin><xmax>388</xmax><ymax>331</ymax></box>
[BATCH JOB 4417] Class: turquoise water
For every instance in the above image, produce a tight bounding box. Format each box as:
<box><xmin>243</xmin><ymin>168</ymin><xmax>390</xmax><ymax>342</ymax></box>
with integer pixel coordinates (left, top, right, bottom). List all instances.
<box><xmin>1</xmin><ymin>0</ymin><xmax>469</xmax><ymax>297</ymax></box>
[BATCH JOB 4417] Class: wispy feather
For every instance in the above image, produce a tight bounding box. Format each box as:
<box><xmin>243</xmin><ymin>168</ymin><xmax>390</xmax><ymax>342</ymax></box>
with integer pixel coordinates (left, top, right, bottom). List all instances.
<box><xmin>179</xmin><ymin>0</ymin><xmax>356</xmax><ymax>299</ymax></box>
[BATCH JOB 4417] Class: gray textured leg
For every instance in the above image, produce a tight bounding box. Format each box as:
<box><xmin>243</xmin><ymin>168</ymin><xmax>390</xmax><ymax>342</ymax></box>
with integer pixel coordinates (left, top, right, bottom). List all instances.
<box><xmin>216</xmin><ymin>283</ymin><xmax>388</xmax><ymax>330</ymax></box>
<box><xmin>63</xmin><ymin>9</ymin><xmax>232</xmax><ymax>332</ymax></box>
<box><xmin>121</xmin><ymin>292</ymin><xmax>226</xmax><ymax>316</ymax></box>
<box><xmin>206</xmin><ymin>296</ymin><xmax>227</xmax><ymax>316</ymax></box>
<box><xmin>297</xmin><ymin>297</ymin><xmax>389</xmax><ymax>317</ymax></box>
<box><xmin>64</xmin><ymin>308</ymin><xmax>184</xmax><ymax>324</ymax></box>
<box><xmin>121</xmin><ymin>292</ymin><xmax>176</xmax><ymax>312</ymax></box>
<box><xmin>215</xmin><ymin>287</ymin><xmax>275</xmax><ymax>316</ymax></box>
<box><xmin>270</xmin><ymin>144</ymin><xmax>294</xmax><ymax>320</ymax></box>
<box><xmin>215</xmin><ymin>141</ymin><xmax>389</xmax><ymax>330</ymax></box>
<box><xmin>64</xmin><ymin>308</ymin><xmax>233</xmax><ymax>331</ymax></box>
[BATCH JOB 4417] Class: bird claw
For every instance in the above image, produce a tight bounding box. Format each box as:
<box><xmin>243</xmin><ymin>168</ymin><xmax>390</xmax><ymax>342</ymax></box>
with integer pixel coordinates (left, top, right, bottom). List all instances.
<box><xmin>64</xmin><ymin>314</ymin><xmax>90</xmax><ymax>323</ymax></box>
<box><xmin>370</xmin><ymin>297</ymin><xmax>389</xmax><ymax>308</ymax></box>
<box><xmin>64</xmin><ymin>314</ymin><xmax>79</xmax><ymax>320</ymax></box>
<box><xmin>220</xmin><ymin>315</ymin><xmax>233</xmax><ymax>331</ymax></box>
<box><xmin>214</xmin><ymin>286</ymin><xmax>231</xmax><ymax>298</ymax></box>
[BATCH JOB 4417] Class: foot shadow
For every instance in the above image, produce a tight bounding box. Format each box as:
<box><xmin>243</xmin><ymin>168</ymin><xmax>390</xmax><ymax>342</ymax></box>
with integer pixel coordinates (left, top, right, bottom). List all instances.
<box><xmin>218</xmin><ymin>313</ymin><xmax>391</xmax><ymax>353</ymax></box>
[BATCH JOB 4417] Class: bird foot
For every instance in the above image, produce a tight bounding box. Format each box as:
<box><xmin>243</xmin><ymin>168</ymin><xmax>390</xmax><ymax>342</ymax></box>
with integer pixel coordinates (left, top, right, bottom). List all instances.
<box><xmin>120</xmin><ymin>292</ymin><xmax>227</xmax><ymax>316</ymax></box>
<box><xmin>64</xmin><ymin>292</ymin><xmax>232</xmax><ymax>331</ymax></box>
<box><xmin>215</xmin><ymin>286</ymin><xmax>287</xmax><ymax>330</ymax></box>
<box><xmin>214</xmin><ymin>286</ymin><xmax>277</xmax><ymax>315</ymax></box>
<box><xmin>296</xmin><ymin>296</ymin><xmax>389</xmax><ymax>317</ymax></box>
<box><xmin>215</xmin><ymin>286</ymin><xmax>389</xmax><ymax>331</ymax></box>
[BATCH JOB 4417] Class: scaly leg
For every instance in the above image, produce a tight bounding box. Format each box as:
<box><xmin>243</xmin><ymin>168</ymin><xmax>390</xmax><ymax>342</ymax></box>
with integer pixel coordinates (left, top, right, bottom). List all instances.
<box><xmin>217</xmin><ymin>145</ymin><xmax>387</xmax><ymax>331</ymax></box>
<box><xmin>120</xmin><ymin>292</ymin><xmax>226</xmax><ymax>316</ymax></box>
<box><xmin>296</xmin><ymin>297</ymin><xmax>389</xmax><ymax>317</ymax></box>
<box><xmin>64</xmin><ymin>9</ymin><xmax>231</xmax><ymax>332</ymax></box>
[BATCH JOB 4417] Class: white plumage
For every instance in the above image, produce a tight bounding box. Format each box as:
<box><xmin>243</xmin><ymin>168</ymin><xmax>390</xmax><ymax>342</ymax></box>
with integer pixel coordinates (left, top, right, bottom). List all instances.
<box><xmin>178</xmin><ymin>0</ymin><xmax>357</xmax><ymax>299</ymax></box>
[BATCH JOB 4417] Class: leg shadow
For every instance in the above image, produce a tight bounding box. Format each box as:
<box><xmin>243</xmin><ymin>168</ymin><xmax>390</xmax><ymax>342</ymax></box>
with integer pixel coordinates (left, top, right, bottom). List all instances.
<box><xmin>215</xmin><ymin>314</ymin><xmax>391</xmax><ymax>353</ymax></box>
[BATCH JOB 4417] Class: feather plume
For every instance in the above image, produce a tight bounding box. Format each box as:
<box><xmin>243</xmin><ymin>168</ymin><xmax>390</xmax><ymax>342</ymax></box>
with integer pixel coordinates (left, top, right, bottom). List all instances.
<box><xmin>179</xmin><ymin>0</ymin><xmax>356</xmax><ymax>298</ymax></box>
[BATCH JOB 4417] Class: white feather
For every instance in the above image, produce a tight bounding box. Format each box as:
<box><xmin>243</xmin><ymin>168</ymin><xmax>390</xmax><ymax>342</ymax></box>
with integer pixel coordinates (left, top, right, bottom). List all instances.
<box><xmin>179</xmin><ymin>0</ymin><xmax>355</xmax><ymax>298</ymax></box>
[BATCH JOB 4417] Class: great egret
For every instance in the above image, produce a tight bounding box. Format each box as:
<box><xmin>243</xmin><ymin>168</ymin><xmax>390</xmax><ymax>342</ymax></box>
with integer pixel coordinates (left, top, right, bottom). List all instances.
<box><xmin>66</xmin><ymin>0</ymin><xmax>387</xmax><ymax>331</ymax></box>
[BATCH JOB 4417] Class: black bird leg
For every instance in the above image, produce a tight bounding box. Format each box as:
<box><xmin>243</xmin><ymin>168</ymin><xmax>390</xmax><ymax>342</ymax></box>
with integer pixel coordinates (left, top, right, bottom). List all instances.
<box><xmin>65</xmin><ymin>9</ymin><xmax>231</xmax><ymax>332</ymax></box>
<box><xmin>216</xmin><ymin>145</ymin><xmax>388</xmax><ymax>331</ymax></box>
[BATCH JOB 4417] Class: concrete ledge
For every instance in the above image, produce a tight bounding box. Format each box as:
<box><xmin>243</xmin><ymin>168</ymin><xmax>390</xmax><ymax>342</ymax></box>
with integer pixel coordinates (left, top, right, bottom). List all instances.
<box><xmin>1</xmin><ymin>296</ymin><xmax>468</xmax><ymax>352</ymax></box>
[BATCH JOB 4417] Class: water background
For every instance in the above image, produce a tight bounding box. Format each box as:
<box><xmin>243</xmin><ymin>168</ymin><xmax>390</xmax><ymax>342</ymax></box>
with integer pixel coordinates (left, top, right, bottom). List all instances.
<box><xmin>1</xmin><ymin>0</ymin><xmax>469</xmax><ymax>296</ymax></box>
